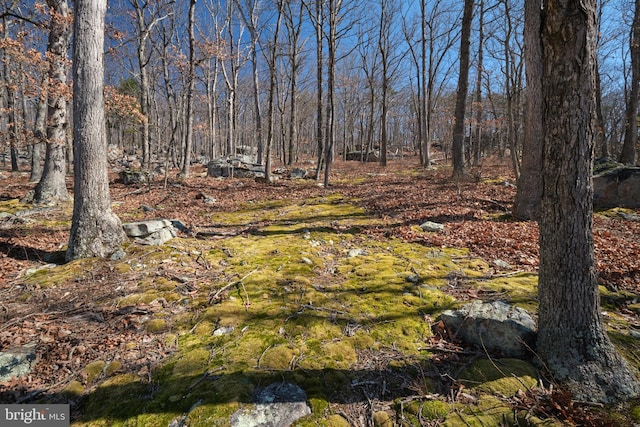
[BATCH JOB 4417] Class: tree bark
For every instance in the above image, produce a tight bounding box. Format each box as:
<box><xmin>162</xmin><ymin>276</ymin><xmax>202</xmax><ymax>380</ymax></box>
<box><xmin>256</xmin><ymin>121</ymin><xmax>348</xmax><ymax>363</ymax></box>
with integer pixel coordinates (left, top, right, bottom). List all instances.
<box><xmin>537</xmin><ymin>0</ymin><xmax>640</xmax><ymax>403</ymax></box>
<box><xmin>30</xmin><ymin>75</ymin><xmax>48</xmax><ymax>183</ymax></box>
<box><xmin>620</xmin><ymin>0</ymin><xmax>640</xmax><ymax>165</ymax></box>
<box><xmin>513</xmin><ymin>0</ymin><xmax>543</xmax><ymax>220</ymax></box>
<box><xmin>67</xmin><ymin>0</ymin><xmax>126</xmax><ymax>261</ymax></box>
<box><xmin>451</xmin><ymin>0</ymin><xmax>473</xmax><ymax>178</ymax></box>
<box><xmin>181</xmin><ymin>0</ymin><xmax>196</xmax><ymax>177</ymax></box>
<box><xmin>34</xmin><ymin>0</ymin><xmax>72</xmax><ymax>205</ymax></box>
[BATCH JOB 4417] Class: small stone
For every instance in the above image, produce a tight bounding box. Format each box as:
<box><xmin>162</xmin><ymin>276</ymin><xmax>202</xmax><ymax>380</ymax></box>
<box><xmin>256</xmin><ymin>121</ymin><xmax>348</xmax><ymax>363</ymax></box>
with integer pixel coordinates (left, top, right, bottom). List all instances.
<box><xmin>492</xmin><ymin>259</ymin><xmax>511</xmax><ymax>269</ymax></box>
<box><xmin>420</xmin><ymin>221</ymin><xmax>444</xmax><ymax>232</ymax></box>
<box><xmin>347</xmin><ymin>248</ymin><xmax>365</xmax><ymax>258</ymax></box>
<box><xmin>213</xmin><ymin>326</ymin><xmax>235</xmax><ymax>336</ymax></box>
<box><xmin>406</xmin><ymin>274</ymin><xmax>421</xmax><ymax>284</ymax></box>
<box><xmin>301</xmin><ymin>257</ymin><xmax>313</xmax><ymax>265</ymax></box>
<box><xmin>110</xmin><ymin>249</ymin><xmax>126</xmax><ymax>261</ymax></box>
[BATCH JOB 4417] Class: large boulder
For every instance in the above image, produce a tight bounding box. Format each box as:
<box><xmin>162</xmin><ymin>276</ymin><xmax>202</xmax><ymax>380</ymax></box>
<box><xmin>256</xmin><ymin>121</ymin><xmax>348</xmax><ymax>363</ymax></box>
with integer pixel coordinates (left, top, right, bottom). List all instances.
<box><xmin>593</xmin><ymin>160</ymin><xmax>640</xmax><ymax>209</ymax></box>
<box><xmin>438</xmin><ymin>300</ymin><xmax>536</xmax><ymax>358</ymax></box>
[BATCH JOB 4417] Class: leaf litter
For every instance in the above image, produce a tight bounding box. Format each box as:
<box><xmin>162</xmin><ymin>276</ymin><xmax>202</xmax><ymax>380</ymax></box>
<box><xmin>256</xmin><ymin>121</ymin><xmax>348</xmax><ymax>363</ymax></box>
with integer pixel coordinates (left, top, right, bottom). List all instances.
<box><xmin>0</xmin><ymin>157</ymin><xmax>639</xmax><ymax>425</ymax></box>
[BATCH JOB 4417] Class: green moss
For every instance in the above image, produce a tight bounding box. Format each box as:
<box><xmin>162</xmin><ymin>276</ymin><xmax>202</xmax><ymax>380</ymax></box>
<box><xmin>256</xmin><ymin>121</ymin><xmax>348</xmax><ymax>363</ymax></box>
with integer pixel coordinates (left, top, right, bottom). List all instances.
<box><xmin>172</xmin><ymin>348</ymin><xmax>210</xmax><ymax>377</ymax></box>
<box><xmin>0</xmin><ymin>199</ymin><xmax>31</xmax><ymax>214</ymax></box>
<box><xmin>80</xmin><ymin>374</ymin><xmax>150</xmax><ymax>423</ymax></box>
<box><xmin>631</xmin><ymin>405</ymin><xmax>640</xmax><ymax>421</ymax></box>
<box><xmin>443</xmin><ymin>395</ymin><xmax>513</xmax><ymax>427</ymax></box>
<box><xmin>144</xmin><ymin>318</ymin><xmax>167</xmax><ymax>333</ymax></box>
<box><xmin>481</xmin><ymin>273</ymin><xmax>539</xmax><ymax>312</ymax></box>
<box><xmin>184</xmin><ymin>402</ymin><xmax>240</xmax><ymax>426</ymax></box>
<box><xmin>105</xmin><ymin>361</ymin><xmax>122</xmax><ymax>376</ymax></box>
<box><xmin>458</xmin><ymin>358</ymin><xmax>538</xmax><ymax>396</ymax></box>
<box><xmin>62</xmin><ymin>380</ymin><xmax>85</xmax><ymax>397</ymax></box>
<box><xmin>419</xmin><ymin>400</ymin><xmax>450</xmax><ymax>420</ymax></box>
<box><xmin>322</xmin><ymin>414</ymin><xmax>351</xmax><ymax>427</ymax></box>
<box><xmin>322</xmin><ymin>341</ymin><xmax>357</xmax><ymax>369</ymax></box>
<box><xmin>260</xmin><ymin>345</ymin><xmax>297</xmax><ymax>370</ymax></box>
<box><xmin>373</xmin><ymin>411</ymin><xmax>393</xmax><ymax>427</ymax></box>
<box><xmin>82</xmin><ymin>360</ymin><xmax>106</xmax><ymax>384</ymax></box>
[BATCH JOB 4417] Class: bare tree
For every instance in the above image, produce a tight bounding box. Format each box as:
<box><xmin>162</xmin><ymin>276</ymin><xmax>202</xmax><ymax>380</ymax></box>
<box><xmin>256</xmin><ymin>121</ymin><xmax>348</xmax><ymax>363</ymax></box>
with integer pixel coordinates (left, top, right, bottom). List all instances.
<box><xmin>33</xmin><ymin>0</ymin><xmax>72</xmax><ymax>205</ymax></box>
<box><xmin>513</xmin><ymin>0</ymin><xmax>543</xmax><ymax>220</ymax></box>
<box><xmin>181</xmin><ymin>0</ymin><xmax>197</xmax><ymax>177</ymax></box>
<box><xmin>283</xmin><ymin>0</ymin><xmax>305</xmax><ymax>165</ymax></box>
<box><xmin>620</xmin><ymin>0</ymin><xmax>640</xmax><ymax>164</ymax></box>
<box><xmin>235</xmin><ymin>0</ymin><xmax>265</xmax><ymax>164</ymax></box>
<box><xmin>451</xmin><ymin>0</ymin><xmax>472</xmax><ymax>178</ymax></box>
<box><xmin>129</xmin><ymin>0</ymin><xmax>171</xmax><ymax>169</ymax></box>
<box><xmin>67</xmin><ymin>0</ymin><xmax>126</xmax><ymax>260</ymax></box>
<box><xmin>537</xmin><ymin>0</ymin><xmax>640</xmax><ymax>403</ymax></box>
<box><xmin>264</xmin><ymin>0</ymin><xmax>284</xmax><ymax>181</ymax></box>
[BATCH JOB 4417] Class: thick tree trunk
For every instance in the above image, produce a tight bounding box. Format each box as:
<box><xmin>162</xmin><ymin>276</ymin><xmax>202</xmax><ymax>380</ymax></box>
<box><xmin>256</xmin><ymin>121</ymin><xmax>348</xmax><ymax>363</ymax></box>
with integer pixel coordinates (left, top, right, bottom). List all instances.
<box><xmin>620</xmin><ymin>0</ymin><xmax>640</xmax><ymax>165</ymax></box>
<box><xmin>451</xmin><ymin>0</ymin><xmax>473</xmax><ymax>178</ymax></box>
<box><xmin>537</xmin><ymin>0</ymin><xmax>640</xmax><ymax>403</ymax></box>
<box><xmin>67</xmin><ymin>0</ymin><xmax>126</xmax><ymax>261</ymax></box>
<box><xmin>513</xmin><ymin>0</ymin><xmax>543</xmax><ymax>220</ymax></box>
<box><xmin>34</xmin><ymin>0</ymin><xmax>72</xmax><ymax>205</ymax></box>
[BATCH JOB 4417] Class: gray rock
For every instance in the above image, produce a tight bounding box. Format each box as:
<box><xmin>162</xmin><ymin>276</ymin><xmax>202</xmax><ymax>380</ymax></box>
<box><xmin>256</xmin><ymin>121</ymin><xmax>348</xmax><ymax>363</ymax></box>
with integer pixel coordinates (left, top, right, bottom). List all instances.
<box><xmin>593</xmin><ymin>162</ymin><xmax>640</xmax><ymax>208</ymax></box>
<box><xmin>110</xmin><ymin>249</ymin><xmax>127</xmax><ymax>261</ymax></box>
<box><xmin>290</xmin><ymin>168</ymin><xmax>308</xmax><ymax>179</ymax></box>
<box><xmin>123</xmin><ymin>220</ymin><xmax>173</xmax><ymax>237</ymax></box>
<box><xmin>420</xmin><ymin>221</ymin><xmax>444</xmax><ymax>232</ymax></box>
<box><xmin>347</xmin><ymin>248</ymin><xmax>365</xmax><ymax>258</ymax></box>
<box><xmin>170</xmin><ymin>219</ymin><xmax>189</xmax><ymax>233</ymax></box>
<box><xmin>136</xmin><ymin>227</ymin><xmax>177</xmax><ymax>246</ymax></box>
<box><xmin>0</xmin><ymin>342</ymin><xmax>37</xmax><ymax>382</ymax></box>
<box><xmin>492</xmin><ymin>259</ymin><xmax>511</xmax><ymax>269</ymax></box>
<box><xmin>230</xmin><ymin>382</ymin><xmax>311</xmax><ymax>427</ymax></box>
<box><xmin>438</xmin><ymin>300</ymin><xmax>536</xmax><ymax>357</ymax></box>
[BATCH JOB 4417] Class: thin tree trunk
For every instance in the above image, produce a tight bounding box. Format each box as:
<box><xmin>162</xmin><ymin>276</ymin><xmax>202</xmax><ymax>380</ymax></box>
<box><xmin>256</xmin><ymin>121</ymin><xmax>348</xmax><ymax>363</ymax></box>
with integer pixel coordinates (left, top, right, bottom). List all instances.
<box><xmin>537</xmin><ymin>0</ymin><xmax>640</xmax><ymax>403</ymax></box>
<box><xmin>452</xmin><ymin>0</ymin><xmax>473</xmax><ymax>178</ymax></box>
<box><xmin>181</xmin><ymin>0</ymin><xmax>196</xmax><ymax>177</ymax></box>
<box><xmin>620</xmin><ymin>0</ymin><xmax>640</xmax><ymax>164</ymax></box>
<box><xmin>473</xmin><ymin>0</ymin><xmax>484</xmax><ymax>166</ymax></box>
<box><xmin>513</xmin><ymin>0</ymin><xmax>543</xmax><ymax>220</ymax></box>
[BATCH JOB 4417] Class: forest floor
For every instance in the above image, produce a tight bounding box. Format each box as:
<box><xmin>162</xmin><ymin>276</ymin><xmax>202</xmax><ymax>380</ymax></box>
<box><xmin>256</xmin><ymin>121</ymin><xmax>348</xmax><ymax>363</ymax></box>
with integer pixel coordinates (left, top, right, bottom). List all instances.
<box><xmin>1</xmin><ymin>156</ymin><xmax>640</xmax><ymax>426</ymax></box>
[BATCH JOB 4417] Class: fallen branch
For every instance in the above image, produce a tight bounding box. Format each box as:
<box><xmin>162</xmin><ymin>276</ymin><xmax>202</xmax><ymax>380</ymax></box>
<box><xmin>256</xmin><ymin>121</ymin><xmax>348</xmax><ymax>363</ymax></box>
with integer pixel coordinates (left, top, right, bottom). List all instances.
<box><xmin>209</xmin><ymin>268</ymin><xmax>258</xmax><ymax>303</ymax></box>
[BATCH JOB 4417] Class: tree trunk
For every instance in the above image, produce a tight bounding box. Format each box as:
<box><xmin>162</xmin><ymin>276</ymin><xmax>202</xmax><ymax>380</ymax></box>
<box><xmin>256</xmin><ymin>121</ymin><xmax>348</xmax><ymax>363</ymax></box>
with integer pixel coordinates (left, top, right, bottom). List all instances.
<box><xmin>67</xmin><ymin>0</ymin><xmax>126</xmax><ymax>261</ymax></box>
<box><xmin>313</xmin><ymin>0</ymin><xmax>324</xmax><ymax>180</ymax></box>
<box><xmin>181</xmin><ymin>0</ymin><xmax>196</xmax><ymax>177</ymax></box>
<box><xmin>323</xmin><ymin>0</ymin><xmax>338</xmax><ymax>188</ymax></box>
<box><xmin>34</xmin><ymin>0</ymin><xmax>72</xmax><ymax>205</ymax></box>
<box><xmin>30</xmin><ymin>75</ymin><xmax>48</xmax><ymax>183</ymax></box>
<box><xmin>620</xmin><ymin>0</ymin><xmax>640</xmax><ymax>165</ymax></box>
<box><xmin>472</xmin><ymin>0</ymin><xmax>484</xmax><ymax>167</ymax></box>
<box><xmin>265</xmin><ymin>1</ymin><xmax>283</xmax><ymax>182</ymax></box>
<box><xmin>451</xmin><ymin>0</ymin><xmax>473</xmax><ymax>178</ymax></box>
<box><xmin>513</xmin><ymin>0</ymin><xmax>543</xmax><ymax>220</ymax></box>
<box><xmin>537</xmin><ymin>0</ymin><xmax>640</xmax><ymax>403</ymax></box>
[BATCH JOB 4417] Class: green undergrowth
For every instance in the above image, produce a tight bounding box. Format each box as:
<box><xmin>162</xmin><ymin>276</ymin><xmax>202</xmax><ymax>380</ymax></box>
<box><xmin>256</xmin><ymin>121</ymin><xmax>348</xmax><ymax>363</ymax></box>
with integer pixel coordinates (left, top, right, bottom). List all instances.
<box><xmin>13</xmin><ymin>191</ymin><xmax>640</xmax><ymax>426</ymax></box>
